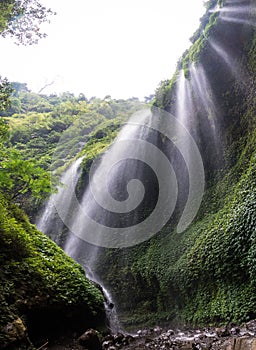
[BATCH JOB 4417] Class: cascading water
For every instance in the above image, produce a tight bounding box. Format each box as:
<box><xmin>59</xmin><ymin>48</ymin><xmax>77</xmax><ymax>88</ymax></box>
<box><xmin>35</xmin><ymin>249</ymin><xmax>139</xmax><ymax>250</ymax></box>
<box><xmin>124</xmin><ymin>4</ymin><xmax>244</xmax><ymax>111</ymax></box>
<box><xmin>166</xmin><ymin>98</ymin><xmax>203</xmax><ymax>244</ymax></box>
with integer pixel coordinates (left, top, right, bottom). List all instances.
<box><xmin>35</xmin><ymin>0</ymin><xmax>256</xmax><ymax>332</ymax></box>
<box><xmin>36</xmin><ymin>157</ymin><xmax>83</xmax><ymax>244</ymax></box>
<box><xmin>37</xmin><ymin>106</ymin><xmax>205</xmax><ymax>331</ymax></box>
<box><xmin>37</xmin><ymin>103</ymin><xmax>204</xmax><ymax>322</ymax></box>
<box><xmin>36</xmin><ymin>157</ymin><xmax>122</xmax><ymax>333</ymax></box>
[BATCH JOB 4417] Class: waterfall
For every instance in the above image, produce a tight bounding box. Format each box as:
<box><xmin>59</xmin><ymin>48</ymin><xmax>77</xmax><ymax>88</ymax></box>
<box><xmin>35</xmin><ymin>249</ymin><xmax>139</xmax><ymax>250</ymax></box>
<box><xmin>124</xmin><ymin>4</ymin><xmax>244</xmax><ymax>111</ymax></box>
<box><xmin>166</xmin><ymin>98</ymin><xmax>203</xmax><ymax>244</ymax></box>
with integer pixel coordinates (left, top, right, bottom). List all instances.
<box><xmin>36</xmin><ymin>157</ymin><xmax>83</xmax><ymax>244</ymax></box>
<box><xmin>36</xmin><ymin>106</ymin><xmax>205</xmax><ymax>332</ymax></box>
<box><xmin>34</xmin><ymin>0</ymin><xmax>256</xmax><ymax>332</ymax></box>
<box><xmin>36</xmin><ymin>156</ymin><xmax>123</xmax><ymax>333</ymax></box>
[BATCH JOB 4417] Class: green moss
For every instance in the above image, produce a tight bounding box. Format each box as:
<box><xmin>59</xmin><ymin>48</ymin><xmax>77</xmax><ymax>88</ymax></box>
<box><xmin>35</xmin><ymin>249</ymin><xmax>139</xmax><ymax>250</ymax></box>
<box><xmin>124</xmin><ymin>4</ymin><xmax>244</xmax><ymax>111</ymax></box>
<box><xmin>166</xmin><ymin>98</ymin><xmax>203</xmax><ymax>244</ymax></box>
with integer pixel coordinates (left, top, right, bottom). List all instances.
<box><xmin>180</xmin><ymin>12</ymin><xmax>219</xmax><ymax>74</ymax></box>
<box><xmin>0</xmin><ymin>194</ymin><xmax>105</xmax><ymax>347</ymax></box>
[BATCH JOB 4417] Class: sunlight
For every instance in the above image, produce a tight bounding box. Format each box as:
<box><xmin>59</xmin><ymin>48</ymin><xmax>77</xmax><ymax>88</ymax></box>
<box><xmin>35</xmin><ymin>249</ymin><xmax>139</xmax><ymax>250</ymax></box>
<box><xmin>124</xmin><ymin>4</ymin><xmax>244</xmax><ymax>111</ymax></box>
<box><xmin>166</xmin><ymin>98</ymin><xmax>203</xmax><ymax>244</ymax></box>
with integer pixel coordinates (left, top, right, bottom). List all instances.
<box><xmin>0</xmin><ymin>0</ymin><xmax>205</xmax><ymax>99</ymax></box>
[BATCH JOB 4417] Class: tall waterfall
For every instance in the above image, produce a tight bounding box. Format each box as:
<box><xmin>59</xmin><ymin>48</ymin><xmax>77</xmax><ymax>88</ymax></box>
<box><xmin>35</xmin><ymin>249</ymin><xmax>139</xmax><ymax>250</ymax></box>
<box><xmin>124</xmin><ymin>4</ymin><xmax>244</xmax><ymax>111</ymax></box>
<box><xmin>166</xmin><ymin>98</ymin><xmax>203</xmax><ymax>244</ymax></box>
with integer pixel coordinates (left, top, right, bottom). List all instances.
<box><xmin>35</xmin><ymin>0</ymin><xmax>256</xmax><ymax>332</ymax></box>
<box><xmin>36</xmin><ymin>106</ymin><xmax>206</xmax><ymax>331</ymax></box>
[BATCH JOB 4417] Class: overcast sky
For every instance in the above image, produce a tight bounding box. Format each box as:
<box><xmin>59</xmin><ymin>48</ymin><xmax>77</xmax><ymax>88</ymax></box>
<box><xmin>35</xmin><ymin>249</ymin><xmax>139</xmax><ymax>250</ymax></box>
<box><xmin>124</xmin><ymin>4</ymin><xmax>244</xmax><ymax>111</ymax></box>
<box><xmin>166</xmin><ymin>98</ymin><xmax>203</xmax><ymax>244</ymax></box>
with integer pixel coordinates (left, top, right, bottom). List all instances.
<box><xmin>0</xmin><ymin>0</ymin><xmax>206</xmax><ymax>99</ymax></box>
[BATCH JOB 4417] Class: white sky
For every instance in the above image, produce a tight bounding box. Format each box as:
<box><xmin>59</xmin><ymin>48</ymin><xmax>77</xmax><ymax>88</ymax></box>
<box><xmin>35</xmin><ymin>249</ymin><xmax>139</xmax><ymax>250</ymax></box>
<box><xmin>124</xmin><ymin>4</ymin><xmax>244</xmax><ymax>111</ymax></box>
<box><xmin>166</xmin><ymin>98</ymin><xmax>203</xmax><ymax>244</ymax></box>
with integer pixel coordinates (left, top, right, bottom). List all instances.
<box><xmin>0</xmin><ymin>0</ymin><xmax>206</xmax><ymax>100</ymax></box>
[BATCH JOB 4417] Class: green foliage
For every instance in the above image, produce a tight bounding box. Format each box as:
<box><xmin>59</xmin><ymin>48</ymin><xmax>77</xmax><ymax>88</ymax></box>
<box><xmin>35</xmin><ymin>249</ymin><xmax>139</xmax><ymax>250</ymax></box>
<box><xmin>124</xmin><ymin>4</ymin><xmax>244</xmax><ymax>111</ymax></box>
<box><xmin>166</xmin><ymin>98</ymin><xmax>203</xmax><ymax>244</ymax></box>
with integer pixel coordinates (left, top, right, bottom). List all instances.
<box><xmin>0</xmin><ymin>194</ymin><xmax>105</xmax><ymax>346</ymax></box>
<box><xmin>0</xmin><ymin>87</ymin><xmax>144</xmax><ymax>218</ymax></box>
<box><xmin>4</xmin><ymin>90</ymin><xmax>144</xmax><ymax>170</ymax></box>
<box><xmin>0</xmin><ymin>148</ymin><xmax>53</xmax><ymax>203</ymax></box>
<box><xmin>95</xmin><ymin>9</ymin><xmax>256</xmax><ymax>329</ymax></box>
<box><xmin>0</xmin><ymin>77</ymin><xmax>13</xmax><ymax>111</ymax></box>
<box><xmin>153</xmin><ymin>74</ymin><xmax>178</xmax><ymax>110</ymax></box>
<box><xmin>0</xmin><ymin>0</ymin><xmax>15</xmax><ymax>32</ymax></box>
<box><xmin>0</xmin><ymin>0</ymin><xmax>56</xmax><ymax>45</ymax></box>
<box><xmin>180</xmin><ymin>12</ymin><xmax>218</xmax><ymax>76</ymax></box>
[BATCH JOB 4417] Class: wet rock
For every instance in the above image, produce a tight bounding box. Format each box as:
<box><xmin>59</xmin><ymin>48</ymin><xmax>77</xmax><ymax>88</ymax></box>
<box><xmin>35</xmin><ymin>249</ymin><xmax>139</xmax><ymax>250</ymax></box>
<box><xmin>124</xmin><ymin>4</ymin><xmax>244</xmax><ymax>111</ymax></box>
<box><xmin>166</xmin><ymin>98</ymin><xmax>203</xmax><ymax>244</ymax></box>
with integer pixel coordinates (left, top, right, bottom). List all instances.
<box><xmin>101</xmin><ymin>322</ymin><xmax>256</xmax><ymax>350</ymax></box>
<box><xmin>121</xmin><ymin>334</ymin><xmax>136</xmax><ymax>345</ymax></box>
<box><xmin>246</xmin><ymin>320</ymin><xmax>256</xmax><ymax>333</ymax></box>
<box><xmin>114</xmin><ymin>332</ymin><xmax>125</xmax><ymax>344</ymax></box>
<box><xmin>153</xmin><ymin>326</ymin><xmax>162</xmax><ymax>335</ymax></box>
<box><xmin>216</xmin><ymin>327</ymin><xmax>230</xmax><ymax>337</ymax></box>
<box><xmin>103</xmin><ymin>334</ymin><xmax>115</xmax><ymax>342</ymax></box>
<box><xmin>103</xmin><ymin>340</ymin><xmax>114</xmax><ymax>349</ymax></box>
<box><xmin>230</xmin><ymin>327</ymin><xmax>240</xmax><ymax>335</ymax></box>
<box><xmin>137</xmin><ymin>329</ymin><xmax>150</xmax><ymax>337</ymax></box>
<box><xmin>78</xmin><ymin>328</ymin><xmax>102</xmax><ymax>350</ymax></box>
<box><xmin>166</xmin><ymin>329</ymin><xmax>175</xmax><ymax>336</ymax></box>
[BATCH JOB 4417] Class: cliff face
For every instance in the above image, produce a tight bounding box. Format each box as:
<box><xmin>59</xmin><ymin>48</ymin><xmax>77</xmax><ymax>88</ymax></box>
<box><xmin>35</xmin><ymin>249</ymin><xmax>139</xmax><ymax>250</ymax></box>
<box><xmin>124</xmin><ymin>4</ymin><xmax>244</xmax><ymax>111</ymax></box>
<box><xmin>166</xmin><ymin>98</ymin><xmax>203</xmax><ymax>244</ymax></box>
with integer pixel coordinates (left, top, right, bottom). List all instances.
<box><xmin>92</xmin><ymin>0</ymin><xmax>256</xmax><ymax>329</ymax></box>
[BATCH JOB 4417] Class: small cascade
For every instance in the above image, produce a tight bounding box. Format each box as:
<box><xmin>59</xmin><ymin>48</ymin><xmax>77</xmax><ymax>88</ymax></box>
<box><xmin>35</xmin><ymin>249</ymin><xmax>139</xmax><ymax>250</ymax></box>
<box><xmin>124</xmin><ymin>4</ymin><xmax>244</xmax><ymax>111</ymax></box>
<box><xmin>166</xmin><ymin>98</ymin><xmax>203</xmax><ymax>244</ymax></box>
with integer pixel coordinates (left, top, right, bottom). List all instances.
<box><xmin>85</xmin><ymin>267</ymin><xmax>120</xmax><ymax>334</ymax></box>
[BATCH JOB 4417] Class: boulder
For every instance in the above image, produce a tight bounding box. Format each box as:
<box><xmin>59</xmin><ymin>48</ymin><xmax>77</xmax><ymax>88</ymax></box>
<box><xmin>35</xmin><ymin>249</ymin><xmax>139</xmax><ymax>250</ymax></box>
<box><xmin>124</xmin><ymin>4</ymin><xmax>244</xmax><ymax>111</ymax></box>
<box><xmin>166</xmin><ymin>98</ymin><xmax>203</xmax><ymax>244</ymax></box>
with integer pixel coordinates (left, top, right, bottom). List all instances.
<box><xmin>78</xmin><ymin>328</ymin><xmax>102</xmax><ymax>350</ymax></box>
<box><xmin>3</xmin><ymin>317</ymin><xmax>27</xmax><ymax>344</ymax></box>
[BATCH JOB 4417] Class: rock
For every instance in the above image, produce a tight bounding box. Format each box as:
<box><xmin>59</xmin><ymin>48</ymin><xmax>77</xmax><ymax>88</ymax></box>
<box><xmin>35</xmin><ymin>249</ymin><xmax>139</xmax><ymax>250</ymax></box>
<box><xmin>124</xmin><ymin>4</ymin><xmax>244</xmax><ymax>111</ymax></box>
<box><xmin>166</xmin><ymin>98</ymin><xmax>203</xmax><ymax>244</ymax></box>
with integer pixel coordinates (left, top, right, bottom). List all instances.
<box><xmin>78</xmin><ymin>328</ymin><xmax>102</xmax><ymax>350</ymax></box>
<box><xmin>214</xmin><ymin>337</ymin><xmax>256</xmax><ymax>350</ymax></box>
<box><xmin>167</xmin><ymin>329</ymin><xmax>175</xmax><ymax>336</ymax></box>
<box><xmin>113</xmin><ymin>332</ymin><xmax>124</xmax><ymax>344</ymax></box>
<box><xmin>3</xmin><ymin>317</ymin><xmax>27</xmax><ymax>343</ymax></box>
<box><xmin>216</xmin><ymin>327</ymin><xmax>230</xmax><ymax>337</ymax></box>
<box><xmin>103</xmin><ymin>334</ymin><xmax>115</xmax><ymax>342</ymax></box>
<box><xmin>246</xmin><ymin>320</ymin><xmax>256</xmax><ymax>334</ymax></box>
<box><xmin>153</xmin><ymin>326</ymin><xmax>162</xmax><ymax>334</ymax></box>
<box><xmin>102</xmin><ymin>340</ymin><xmax>113</xmax><ymax>348</ymax></box>
<box><xmin>230</xmin><ymin>327</ymin><xmax>240</xmax><ymax>335</ymax></box>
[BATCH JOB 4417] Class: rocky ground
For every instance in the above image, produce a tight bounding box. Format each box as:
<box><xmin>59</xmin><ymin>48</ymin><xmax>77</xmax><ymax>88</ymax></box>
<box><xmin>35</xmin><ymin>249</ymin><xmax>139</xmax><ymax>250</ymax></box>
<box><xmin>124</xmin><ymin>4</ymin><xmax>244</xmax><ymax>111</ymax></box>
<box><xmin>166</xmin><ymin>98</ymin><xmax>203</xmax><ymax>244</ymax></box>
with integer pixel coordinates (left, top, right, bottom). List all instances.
<box><xmin>40</xmin><ymin>320</ymin><xmax>256</xmax><ymax>350</ymax></box>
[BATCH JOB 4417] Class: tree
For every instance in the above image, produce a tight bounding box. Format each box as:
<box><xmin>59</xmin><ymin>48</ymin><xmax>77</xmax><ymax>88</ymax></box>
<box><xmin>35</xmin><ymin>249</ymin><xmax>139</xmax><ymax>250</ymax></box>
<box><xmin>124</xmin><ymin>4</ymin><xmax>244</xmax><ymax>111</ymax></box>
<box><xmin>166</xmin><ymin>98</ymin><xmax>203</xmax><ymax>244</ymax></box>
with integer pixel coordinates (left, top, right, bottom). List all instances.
<box><xmin>0</xmin><ymin>148</ymin><xmax>53</xmax><ymax>204</ymax></box>
<box><xmin>0</xmin><ymin>1</ymin><xmax>55</xmax><ymax>117</ymax></box>
<box><xmin>0</xmin><ymin>1</ymin><xmax>56</xmax><ymax>208</ymax></box>
<box><xmin>0</xmin><ymin>0</ymin><xmax>56</xmax><ymax>45</ymax></box>
<box><xmin>0</xmin><ymin>77</ymin><xmax>13</xmax><ymax>111</ymax></box>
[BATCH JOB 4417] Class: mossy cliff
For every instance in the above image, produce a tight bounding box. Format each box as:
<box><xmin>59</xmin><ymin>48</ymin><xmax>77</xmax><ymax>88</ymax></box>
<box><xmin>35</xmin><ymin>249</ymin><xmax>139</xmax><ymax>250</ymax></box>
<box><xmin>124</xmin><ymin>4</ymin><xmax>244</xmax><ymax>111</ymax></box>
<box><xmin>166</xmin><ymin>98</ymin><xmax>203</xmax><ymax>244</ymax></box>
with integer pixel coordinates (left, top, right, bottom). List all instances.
<box><xmin>86</xmin><ymin>0</ymin><xmax>256</xmax><ymax>329</ymax></box>
<box><xmin>0</xmin><ymin>194</ymin><xmax>106</xmax><ymax>348</ymax></box>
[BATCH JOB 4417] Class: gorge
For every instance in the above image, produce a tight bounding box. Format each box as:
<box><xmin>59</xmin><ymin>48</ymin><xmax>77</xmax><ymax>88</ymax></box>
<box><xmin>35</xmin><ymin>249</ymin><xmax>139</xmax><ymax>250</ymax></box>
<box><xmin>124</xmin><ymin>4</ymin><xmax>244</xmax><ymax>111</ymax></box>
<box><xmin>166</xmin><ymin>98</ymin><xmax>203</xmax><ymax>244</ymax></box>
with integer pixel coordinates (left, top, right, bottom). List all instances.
<box><xmin>0</xmin><ymin>0</ymin><xmax>256</xmax><ymax>349</ymax></box>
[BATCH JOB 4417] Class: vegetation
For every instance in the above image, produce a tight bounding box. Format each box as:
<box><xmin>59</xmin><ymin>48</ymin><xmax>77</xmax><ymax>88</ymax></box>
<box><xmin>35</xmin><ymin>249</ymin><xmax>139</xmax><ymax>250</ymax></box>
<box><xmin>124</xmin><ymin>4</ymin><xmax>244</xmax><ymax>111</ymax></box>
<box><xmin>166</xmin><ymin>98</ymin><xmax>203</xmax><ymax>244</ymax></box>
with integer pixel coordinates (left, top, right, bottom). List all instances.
<box><xmin>0</xmin><ymin>0</ymin><xmax>55</xmax><ymax>45</ymax></box>
<box><xmin>0</xmin><ymin>194</ymin><xmax>105</xmax><ymax>347</ymax></box>
<box><xmin>90</xmin><ymin>0</ymin><xmax>256</xmax><ymax>330</ymax></box>
<box><xmin>0</xmin><ymin>2</ymin><xmax>109</xmax><ymax>348</ymax></box>
<box><xmin>1</xmin><ymin>0</ymin><xmax>256</xmax><ymax>346</ymax></box>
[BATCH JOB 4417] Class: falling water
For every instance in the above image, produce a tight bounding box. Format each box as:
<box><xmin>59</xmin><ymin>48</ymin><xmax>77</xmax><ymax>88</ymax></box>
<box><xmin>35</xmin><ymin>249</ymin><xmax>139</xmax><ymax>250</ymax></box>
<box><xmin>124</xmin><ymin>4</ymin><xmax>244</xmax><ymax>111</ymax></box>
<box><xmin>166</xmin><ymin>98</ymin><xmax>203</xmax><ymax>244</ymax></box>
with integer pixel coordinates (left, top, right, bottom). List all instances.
<box><xmin>208</xmin><ymin>39</ymin><xmax>248</xmax><ymax>84</ymax></box>
<box><xmin>63</xmin><ymin>110</ymin><xmax>165</xmax><ymax>250</ymax></box>
<box><xmin>33</xmin><ymin>0</ymin><xmax>256</xmax><ymax>333</ymax></box>
<box><xmin>36</xmin><ymin>158</ymin><xmax>83</xmax><ymax>244</ymax></box>
<box><xmin>190</xmin><ymin>63</ymin><xmax>221</xmax><ymax>149</ymax></box>
<box><xmin>36</xmin><ymin>156</ymin><xmax>122</xmax><ymax>333</ymax></box>
<box><xmin>36</xmin><ymin>111</ymin><xmax>161</xmax><ymax>333</ymax></box>
<box><xmin>210</xmin><ymin>0</ymin><xmax>255</xmax><ymax>26</ymax></box>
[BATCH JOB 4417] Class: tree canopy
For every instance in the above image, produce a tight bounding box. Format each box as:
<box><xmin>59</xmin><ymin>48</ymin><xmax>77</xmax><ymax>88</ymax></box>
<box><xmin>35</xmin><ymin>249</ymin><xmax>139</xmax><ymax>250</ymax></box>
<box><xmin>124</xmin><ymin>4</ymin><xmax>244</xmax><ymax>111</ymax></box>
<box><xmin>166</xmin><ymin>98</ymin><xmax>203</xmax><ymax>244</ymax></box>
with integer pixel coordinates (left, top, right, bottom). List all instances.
<box><xmin>0</xmin><ymin>0</ymin><xmax>55</xmax><ymax>45</ymax></box>
<box><xmin>0</xmin><ymin>0</ymin><xmax>56</xmax><ymax>209</ymax></box>
<box><xmin>0</xmin><ymin>0</ymin><xmax>55</xmax><ymax>110</ymax></box>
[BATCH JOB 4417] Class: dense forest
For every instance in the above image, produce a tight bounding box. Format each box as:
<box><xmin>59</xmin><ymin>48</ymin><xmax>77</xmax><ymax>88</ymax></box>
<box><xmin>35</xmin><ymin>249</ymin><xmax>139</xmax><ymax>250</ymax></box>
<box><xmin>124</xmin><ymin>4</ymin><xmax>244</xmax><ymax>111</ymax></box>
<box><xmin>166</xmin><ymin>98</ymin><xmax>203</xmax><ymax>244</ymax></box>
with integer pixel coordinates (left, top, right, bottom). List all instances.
<box><xmin>0</xmin><ymin>0</ymin><xmax>256</xmax><ymax>349</ymax></box>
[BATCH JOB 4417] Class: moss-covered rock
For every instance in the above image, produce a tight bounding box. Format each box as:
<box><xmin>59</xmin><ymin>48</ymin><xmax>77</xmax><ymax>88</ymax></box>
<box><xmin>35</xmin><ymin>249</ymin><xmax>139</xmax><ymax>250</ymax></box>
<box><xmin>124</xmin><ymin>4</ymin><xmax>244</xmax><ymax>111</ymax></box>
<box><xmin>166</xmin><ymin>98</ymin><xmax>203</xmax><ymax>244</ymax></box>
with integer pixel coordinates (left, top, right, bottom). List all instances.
<box><xmin>0</xmin><ymin>194</ymin><xmax>106</xmax><ymax>348</ymax></box>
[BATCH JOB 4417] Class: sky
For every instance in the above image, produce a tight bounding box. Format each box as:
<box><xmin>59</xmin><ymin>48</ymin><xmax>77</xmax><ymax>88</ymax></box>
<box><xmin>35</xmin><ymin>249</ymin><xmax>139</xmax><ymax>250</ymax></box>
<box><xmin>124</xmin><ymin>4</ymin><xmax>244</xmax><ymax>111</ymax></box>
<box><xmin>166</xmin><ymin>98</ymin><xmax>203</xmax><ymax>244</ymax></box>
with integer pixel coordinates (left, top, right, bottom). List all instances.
<box><xmin>0</xmin><ymin>0</ymin><xmax>206</xmax><ymax>100</ymax></box>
